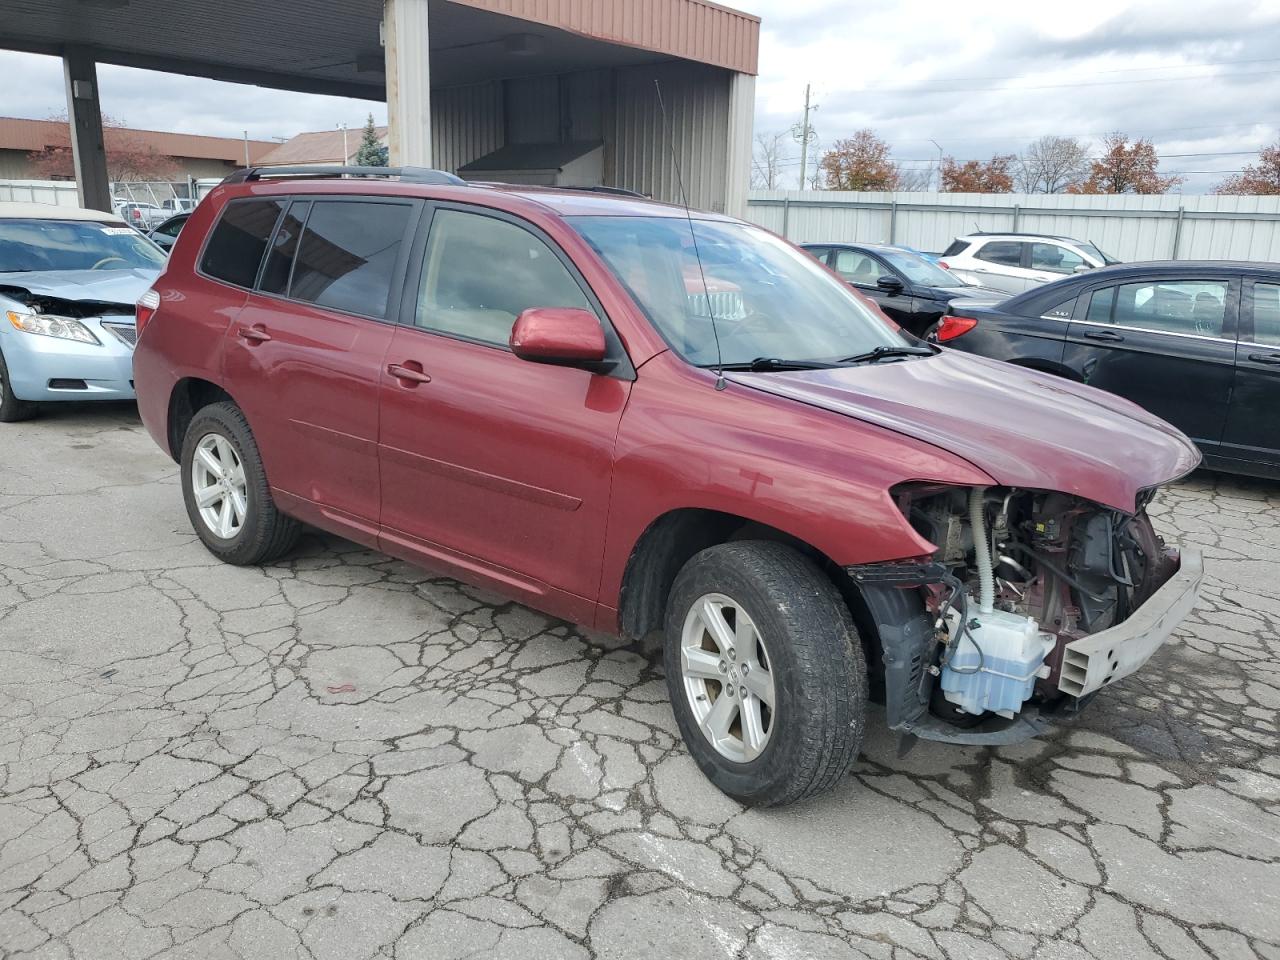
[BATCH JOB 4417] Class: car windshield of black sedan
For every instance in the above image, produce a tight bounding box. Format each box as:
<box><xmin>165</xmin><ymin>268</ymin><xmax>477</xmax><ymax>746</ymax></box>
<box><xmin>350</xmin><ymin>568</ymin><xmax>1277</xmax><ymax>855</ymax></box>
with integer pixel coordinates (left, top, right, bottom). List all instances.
<box><xmin>0</xmin><ymin>218</ymin><xmax>165</xmax><ymax>273</ymax></box>
<box><xmin>571</xmin><ymin>216</ymin><xmax>906</xmax><ymax>366</ymax></box>
<box><xmin>877</xmin><ymin>248</ymin><xmax>966</xmax><ymax>288</ymax></box>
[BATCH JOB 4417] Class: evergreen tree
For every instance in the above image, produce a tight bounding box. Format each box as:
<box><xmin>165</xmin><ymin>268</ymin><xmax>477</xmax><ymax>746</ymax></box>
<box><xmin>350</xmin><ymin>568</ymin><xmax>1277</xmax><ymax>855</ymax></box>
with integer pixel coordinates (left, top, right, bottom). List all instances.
<box><xmin>354</xmin><ymin>114</ymin><xmax>388</xmax><ymax>166</ymax></box>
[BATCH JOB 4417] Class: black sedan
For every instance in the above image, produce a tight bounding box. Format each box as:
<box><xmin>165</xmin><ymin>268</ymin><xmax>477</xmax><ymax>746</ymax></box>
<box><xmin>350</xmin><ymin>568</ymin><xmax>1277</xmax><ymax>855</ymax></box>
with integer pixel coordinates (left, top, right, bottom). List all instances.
<box><xmin>147</xmin><ymin>212</ymin><xmax>189</xmax><ymax>252</ymax></box>
<box><xmin>802</xmin><ymin>242</ymin><xmax>1009</xmax><ymax>336</ymax></box>
<box><xmin>933</xmin><ymin>261</ymin><xmax>1280</xmax><ymax>479</ymax></box>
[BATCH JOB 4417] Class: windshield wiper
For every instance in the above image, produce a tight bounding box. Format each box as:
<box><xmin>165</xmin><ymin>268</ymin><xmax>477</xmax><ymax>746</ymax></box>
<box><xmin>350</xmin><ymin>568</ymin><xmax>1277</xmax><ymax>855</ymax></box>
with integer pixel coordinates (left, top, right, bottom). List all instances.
<box><xmin>716</xmin><ymin>357</ymin><xmax>843</xmax><ymax>372</ymax></box>
<box><xmin>839</xmin><ymin>345</ymin><xmax>936</xmax><ymax>364</ymax></box>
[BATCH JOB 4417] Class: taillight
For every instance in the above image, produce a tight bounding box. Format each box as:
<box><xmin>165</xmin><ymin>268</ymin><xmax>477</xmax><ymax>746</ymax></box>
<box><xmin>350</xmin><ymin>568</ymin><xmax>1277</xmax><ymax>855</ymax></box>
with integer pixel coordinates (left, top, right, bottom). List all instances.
<box><xmin>136</xmin><ymin>289</ymin><xmax>160</xmax><ymax>337</ymax></box>
<box><xmin>937</xmin><ymin>260</ymin><xmax>950</xmax><ymax>269</ymax></box>
<box><xmin>936</xmin><ymin>314</ymin><xmax>978</xmax><ymax>342</ymax></box>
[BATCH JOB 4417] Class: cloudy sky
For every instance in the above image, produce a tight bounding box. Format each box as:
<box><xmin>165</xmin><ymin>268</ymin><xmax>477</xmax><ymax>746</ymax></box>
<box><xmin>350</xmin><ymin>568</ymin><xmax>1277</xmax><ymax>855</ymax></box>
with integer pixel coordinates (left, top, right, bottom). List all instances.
<box><xmin>2</xmin><ymin>0</ymin><xmax>1278</xmax><ymax>193</ymax></box>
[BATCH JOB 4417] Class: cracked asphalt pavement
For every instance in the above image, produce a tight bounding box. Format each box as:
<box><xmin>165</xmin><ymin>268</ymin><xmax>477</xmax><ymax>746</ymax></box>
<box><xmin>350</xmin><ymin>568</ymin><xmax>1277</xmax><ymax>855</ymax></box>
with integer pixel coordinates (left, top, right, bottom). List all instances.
<box><xmin>2</xmin><ymin>404</ymin><xmax>1278</xmax><ymax>960</ymax></box>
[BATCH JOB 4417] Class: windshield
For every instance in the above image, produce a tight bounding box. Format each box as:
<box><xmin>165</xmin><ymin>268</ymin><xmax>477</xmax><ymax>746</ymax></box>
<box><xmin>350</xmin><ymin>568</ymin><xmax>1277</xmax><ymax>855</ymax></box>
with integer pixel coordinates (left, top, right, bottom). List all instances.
<box><xmin>570</xmin><ymin>216</ymin><xmax>907</xmax><ymax>366</ymax></box>
<box><xmin>0</xmin><ymin>218</ymin><xmax>166</xmax><ymax>273</ymax></box>
<box><xmin>1079</xmin><ymin>242</ymin><xmax>1120</xmax><ymax>266</ymax></box>
<box><xmin>877</xmin><ymin>247</ymin><xmax>965</xmax><ymax>288</ymax></box>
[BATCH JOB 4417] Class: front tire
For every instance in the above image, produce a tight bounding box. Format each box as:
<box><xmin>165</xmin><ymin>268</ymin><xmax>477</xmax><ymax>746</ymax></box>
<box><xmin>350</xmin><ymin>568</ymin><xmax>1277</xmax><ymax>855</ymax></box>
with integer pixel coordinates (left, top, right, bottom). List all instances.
<box><xmin>180</xmin><ymin>401</ymin><xmax>299</xmax><ymax>565</ymax></box>
<box><xmin>664</xmin><ymin>541</ymin><xmax>867</xmax><ymax>806</ymax></box>
<box><xmin>0</xmin><ymin>347</ymin><xmax>38</xmax><ymax>423</ymax></box>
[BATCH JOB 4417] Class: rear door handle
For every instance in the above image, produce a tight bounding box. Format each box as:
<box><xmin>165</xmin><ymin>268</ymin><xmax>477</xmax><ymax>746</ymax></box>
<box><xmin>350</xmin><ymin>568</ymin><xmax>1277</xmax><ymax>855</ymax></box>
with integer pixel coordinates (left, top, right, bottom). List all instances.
<box><xmin>1248</xmin><ymin>352</ymin><xmax>1280</xmax><ymax>365</ymax></box>
<box><xmin>387</xmin><ymin>362</ymin><xmax>432</xmax><ymax>385</ymax></box>
<box><xmin>238</xmin><ymin>325</ymin><xmax>271</xmax><ymax>343</ymax></box>
<box><xmin>1084</xmin><ymin>330</ymin><xmax>1125</xmax><ymax>342</ymax></box>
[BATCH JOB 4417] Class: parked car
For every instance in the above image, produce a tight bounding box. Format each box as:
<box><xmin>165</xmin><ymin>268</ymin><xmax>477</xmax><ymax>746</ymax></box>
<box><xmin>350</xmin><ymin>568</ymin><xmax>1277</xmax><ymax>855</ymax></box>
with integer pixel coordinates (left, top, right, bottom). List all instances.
<box><xmin>939</xmin><ymin>232</ymin><xmax>1120</xmax><ymax>294</ymax></box>
<box><xmin>932</xmin><ymin>261</ymin><xmax>1280</xmax><ymax>480</ymax></box>
<box><xmin>162</xmin><ymin>197</ymin><xmax>197</xmax><ymax>214</ymax></box>
<box><xmin>802</xmin><ymin>242</ymin><xmax>1009</xmax><ymax>337</ymax></box>
<box><xmin>148</xmin><ymin>212</ymin><xmax>190</xmax><ymax>251</ymax></box>
<box><xmin>0</xmin><ymin>202</ymin><xmax>165</xmax><ymax>421</ymax></box>
<box><xmin>133</xmin><ymin>169</ymin><xmax>1201</xmax><ymax>806</ymax></box>
<box><xmin>114</xmin><ymin>201</ymin><xmax>168</xmax><ymax>230</ymax></box>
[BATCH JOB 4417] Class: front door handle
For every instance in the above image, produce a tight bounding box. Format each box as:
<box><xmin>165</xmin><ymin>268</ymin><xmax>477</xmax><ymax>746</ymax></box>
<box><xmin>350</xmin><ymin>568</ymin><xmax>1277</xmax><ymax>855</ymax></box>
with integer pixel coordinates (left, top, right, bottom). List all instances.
<box><xmin>1084</xmin><ymin>330</ymin><xmax>1125</xmax><ymax>342</ymax></box>
<box><xmin>238</xmin><ymin>325</ymin><xmax>271</xmax><ymax>343</ymax></box>
<box><xmin>1248</xmin><ymin>352</ymin><xmax>1280</xmax><ymax>365</ymax></box>
<box><xmin>387</xmin><ymin>362</ymin><xmax>432</xmax><ymax>385</ymax></box>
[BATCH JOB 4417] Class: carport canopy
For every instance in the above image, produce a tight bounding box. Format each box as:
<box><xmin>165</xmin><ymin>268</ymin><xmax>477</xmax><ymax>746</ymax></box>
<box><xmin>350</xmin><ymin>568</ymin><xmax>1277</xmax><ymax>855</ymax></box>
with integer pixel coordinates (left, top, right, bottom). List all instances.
<box><xmin>0</xmin><ymin>0</ymin><xmax>759</xmax><ymax>213</ymax></box>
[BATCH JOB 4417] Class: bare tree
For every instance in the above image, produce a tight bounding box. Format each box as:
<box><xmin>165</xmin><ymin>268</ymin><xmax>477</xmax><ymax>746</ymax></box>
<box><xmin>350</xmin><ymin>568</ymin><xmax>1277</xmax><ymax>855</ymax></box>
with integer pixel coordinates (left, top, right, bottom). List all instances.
<box><xmin>894</xmin><ymin>165</ymin><xmax>934</xmax><ymax>191</ymax></box>
<box><xmin>751</xmin><ymin>130</ymin><xmax>789</xmax><ymax>189</ymax></box>
<box><xmin>1016</xmin><ymin>135</ymin><xmax>1090</xmax><ymax>193</ymax></box>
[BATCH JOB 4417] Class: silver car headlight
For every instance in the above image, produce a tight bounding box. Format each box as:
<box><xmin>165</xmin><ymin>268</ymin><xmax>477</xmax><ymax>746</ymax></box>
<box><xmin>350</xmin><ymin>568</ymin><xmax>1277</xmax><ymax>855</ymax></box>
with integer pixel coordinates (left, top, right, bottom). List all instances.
<box><xmin>6</xmin><ymin>310</ymin><xmax>100</xmax><ymax>345</ymax></box>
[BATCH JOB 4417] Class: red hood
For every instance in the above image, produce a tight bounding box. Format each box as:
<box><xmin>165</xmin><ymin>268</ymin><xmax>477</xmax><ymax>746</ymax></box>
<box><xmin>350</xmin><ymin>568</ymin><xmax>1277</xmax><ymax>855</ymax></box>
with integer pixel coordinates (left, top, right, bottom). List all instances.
<box><xmin>728</xmin><ymin>350</ymin><xmax>1200</xmax><ymax>513</ymax></box>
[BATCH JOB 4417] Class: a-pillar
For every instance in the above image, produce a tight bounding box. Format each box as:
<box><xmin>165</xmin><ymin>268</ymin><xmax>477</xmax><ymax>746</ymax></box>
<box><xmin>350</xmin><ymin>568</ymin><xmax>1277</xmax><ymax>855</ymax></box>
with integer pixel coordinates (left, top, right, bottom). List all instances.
<box><xmin>383</xmin><ymin>0</ymin><xmax>432</xmax><ymax>168</ymax></box>
<box><xmin>63</xmin><ymin>48</ymin><xmax>112</xmax><ymax>212</ymax></box>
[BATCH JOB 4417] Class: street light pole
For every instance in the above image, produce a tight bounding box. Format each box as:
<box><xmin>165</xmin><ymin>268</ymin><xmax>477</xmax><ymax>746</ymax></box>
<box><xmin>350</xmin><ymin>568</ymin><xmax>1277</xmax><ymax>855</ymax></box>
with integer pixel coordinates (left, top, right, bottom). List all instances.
<box><xmin>929</xmin><ymin>139</ymin><xmax>944</xmax><ymax>192</ymax></box>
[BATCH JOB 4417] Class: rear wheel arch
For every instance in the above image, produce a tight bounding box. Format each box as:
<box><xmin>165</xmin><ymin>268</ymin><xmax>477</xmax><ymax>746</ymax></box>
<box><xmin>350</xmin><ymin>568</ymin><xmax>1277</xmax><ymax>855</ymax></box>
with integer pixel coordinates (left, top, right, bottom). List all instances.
<box><xmin>167</xmin><ymin>378</ymin><xmax>237</xmax><ymax>461</ymax></box>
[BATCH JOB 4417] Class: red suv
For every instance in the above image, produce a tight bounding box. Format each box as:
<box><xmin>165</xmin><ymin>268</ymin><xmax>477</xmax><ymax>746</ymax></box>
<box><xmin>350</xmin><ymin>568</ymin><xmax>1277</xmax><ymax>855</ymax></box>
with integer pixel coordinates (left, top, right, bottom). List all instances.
<box><xmin>134</xmin><ymin>168</ymin><xmax>1203</xmax><ymax>806</ymax></box>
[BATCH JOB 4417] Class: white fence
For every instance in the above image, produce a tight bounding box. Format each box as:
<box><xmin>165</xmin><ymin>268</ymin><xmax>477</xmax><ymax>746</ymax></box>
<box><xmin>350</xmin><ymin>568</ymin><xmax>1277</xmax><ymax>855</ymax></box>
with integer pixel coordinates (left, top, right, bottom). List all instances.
<box><xmin>746</xmin><ymin>191</ymin><xmax>1280</xmax><ymax>263</ymax></box>
<box><xmin>0</xmin><ymin>179</ymin><xmax>81</xmax><ymax>207</ymax></box>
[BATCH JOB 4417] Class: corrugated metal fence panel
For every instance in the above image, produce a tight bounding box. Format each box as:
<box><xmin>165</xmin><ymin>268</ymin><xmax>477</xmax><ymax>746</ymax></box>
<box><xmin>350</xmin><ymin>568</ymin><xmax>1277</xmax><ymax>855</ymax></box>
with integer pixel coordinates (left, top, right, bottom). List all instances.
<box><xmin>746</xmin><ymin>191</ymin><xmax>1280</xmax><ymax>262</ymax></box>
<box><xmin>0</xmin><ymin>180</ymin><xmax>80</xmax><ymax>207</ymax></box>
<box><xmin>612</xmin><ymin>60</ymin><xmax>731</xmax><ymax>212</ymax></box>
<box><xmin>447</xmin><ymin>0</ymin><xmax>761</xmax><ymax>75</ymax></box>
<box><xmin>431</xmin><ymin>80</ymin><xmax>504</xmax><ymax>174</ymax></box>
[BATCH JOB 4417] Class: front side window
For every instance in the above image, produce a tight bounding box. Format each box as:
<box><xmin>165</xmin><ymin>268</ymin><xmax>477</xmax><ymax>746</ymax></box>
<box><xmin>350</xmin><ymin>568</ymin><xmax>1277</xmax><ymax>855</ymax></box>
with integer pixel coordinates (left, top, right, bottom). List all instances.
<box><xmin>571</xmin><ymin>216</ymin><xmax>908</xmax><ymax>367</ymax></box>
<box><xmin>1030</xmin><ymin>243</ymin><xmax>1085</xmax><ymax>275</ymax></box>
<box><xmin>976</xmin><ymin>241</ymin><xmax>1023</xmax><ymax>268</ymax></box>
<box><xmin>832</xmin><ymin>249</ymin><xmax>884</xmax><ymax>285</ymax></box>
<box><xmin>1250</xmin><ymin>282</ymin><xmax>1280</xmax><ymax>346</ymax></box>
<box><xmin>288</xmin><ymin>200</ymin><xmax>412</xmax><ymax>319</ymax></box>
<box><xmin>1113</xmin><ymin>280</ymin><xmax>1229</xmax><ymax>337</ymax></box>
<box><xmin>201</xmin><ymin>199</ymin><xmax>284</xmax><ymax>288</ymax></box>
<box><xmin>417</xmin><ymin>208</ymin><xmax>593</xmax><ymax>346</ymax></box>
<box><xmin>0</xmin><ymin>218</ymin><xmax>165</xmax><ymax>273</ymax></box>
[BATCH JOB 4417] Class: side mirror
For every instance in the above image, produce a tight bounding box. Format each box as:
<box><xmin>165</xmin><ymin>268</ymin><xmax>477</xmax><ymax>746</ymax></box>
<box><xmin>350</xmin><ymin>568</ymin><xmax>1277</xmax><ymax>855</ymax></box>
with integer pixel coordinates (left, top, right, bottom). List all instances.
<box><xmin>510</xmin><ymin>307</ymin><xmax>608</xmax><ymax>368</ymax></box>
<box><xmin>1074</xmin><ymin>264</ymin><xmax>1091</xmax><ymax>274</ymax></box>
<box><xmin>876</xmin><ymin>275</ymin><xmax>905</xmax><ymax>293</ymax></box>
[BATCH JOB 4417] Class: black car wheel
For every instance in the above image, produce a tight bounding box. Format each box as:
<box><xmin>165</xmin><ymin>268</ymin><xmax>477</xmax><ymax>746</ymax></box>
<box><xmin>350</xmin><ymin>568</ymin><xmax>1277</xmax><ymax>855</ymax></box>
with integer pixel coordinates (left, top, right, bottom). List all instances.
<box><xmin>0</xmin><ymin>347</ymin><xmax>38</xmax><ymax>423</ymax></box>
<box><xmin>664</xmin><ymin>541</ymin><xmax>867</xmax><ymax>806</ymax></box>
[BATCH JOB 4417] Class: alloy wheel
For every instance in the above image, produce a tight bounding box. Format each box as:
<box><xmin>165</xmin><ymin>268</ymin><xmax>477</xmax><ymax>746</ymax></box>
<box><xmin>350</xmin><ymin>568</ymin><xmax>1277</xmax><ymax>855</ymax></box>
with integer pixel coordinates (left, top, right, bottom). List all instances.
<box><xmin>679</xmin><ymin>593</ymin><xmax>777</xmax><ymax>763</ymax></box>
<box><xmin>190</xmin><ymin>433</ymin><xmax>248</xmax><ymax>539</ymax></box>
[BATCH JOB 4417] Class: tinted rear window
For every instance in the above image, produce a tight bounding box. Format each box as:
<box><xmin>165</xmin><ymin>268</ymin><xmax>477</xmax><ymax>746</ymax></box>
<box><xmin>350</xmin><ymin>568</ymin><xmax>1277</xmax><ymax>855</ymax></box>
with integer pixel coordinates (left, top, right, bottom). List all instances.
<box><xmin>288</xmin><ymin>200</ymin><xmax>412</xmax><ymax>319</ymax></box>
<box><xmin>200</xmin><ymin>199</ymin><xmax>284</xmax><ymax>289</ymax></box>
<box><xmin>259</xmin><ymin>201</ymin><xmax>311</xmax><ymax>296</ymax></box>
<box><xmin>941</xmin><ymin>239</ymin><xmax>969</xmax><ymax>257</ymax></box>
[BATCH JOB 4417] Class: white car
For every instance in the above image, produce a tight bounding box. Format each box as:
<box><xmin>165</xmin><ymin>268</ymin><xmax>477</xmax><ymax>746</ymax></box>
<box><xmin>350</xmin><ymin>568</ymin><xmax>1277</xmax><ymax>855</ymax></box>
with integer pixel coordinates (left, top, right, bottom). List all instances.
<box><xmin>938</xmin><ymin>233</ymin><xmax>1120</xmax><ymax>294</ymax></box>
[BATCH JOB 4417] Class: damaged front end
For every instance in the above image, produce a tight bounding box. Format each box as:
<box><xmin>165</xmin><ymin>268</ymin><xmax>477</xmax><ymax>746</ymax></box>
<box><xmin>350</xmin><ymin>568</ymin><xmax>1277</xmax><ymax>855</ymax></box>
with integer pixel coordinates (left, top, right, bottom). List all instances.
<box><xmin>849</xmin><ymin>484</ymin><xmax>1202</xmax><ymax>748</ymax></box>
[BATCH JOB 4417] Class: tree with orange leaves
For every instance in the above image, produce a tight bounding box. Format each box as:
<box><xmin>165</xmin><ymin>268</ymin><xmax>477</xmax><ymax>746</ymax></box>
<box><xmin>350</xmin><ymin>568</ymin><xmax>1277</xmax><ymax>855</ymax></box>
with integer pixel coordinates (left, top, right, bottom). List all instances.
<box><xmin>1215</xmin><ymin>140</ymin><xmax>1280</xmax><ymax>195</ymax></box>
<box><xmin>939</xmin><ymin>155</ymin><xmax>1015</xmax><ymax>193</ymax></box>
<box><xmin>1070</xmin><ymin>134</ymin><xmax>1181</xmax><ymax>195</ymax></box>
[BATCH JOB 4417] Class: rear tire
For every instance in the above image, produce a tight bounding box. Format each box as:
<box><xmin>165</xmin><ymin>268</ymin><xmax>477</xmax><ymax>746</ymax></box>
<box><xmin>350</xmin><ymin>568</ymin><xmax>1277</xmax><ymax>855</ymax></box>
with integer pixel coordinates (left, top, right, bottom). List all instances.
<box><xmin>664</xmin><ymin>541</ymin><xmax>867</xmax><ymax>806</ymax></box>
<box><xmin>180</xmin><ymin>401</ymin><xmax>300</xmax><ymax>565</ymax></box>
<box><xmin>0</xmin><ymin>347</ymin><xmax>38</xmax><ymax>423</ymax></box>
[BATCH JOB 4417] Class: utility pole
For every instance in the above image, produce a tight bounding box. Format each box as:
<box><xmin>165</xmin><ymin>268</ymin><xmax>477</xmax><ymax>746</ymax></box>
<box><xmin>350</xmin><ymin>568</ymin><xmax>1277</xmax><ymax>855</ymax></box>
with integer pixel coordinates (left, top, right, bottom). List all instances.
<box><xmin>243</xmin><ymin>130</ymin><xmax>250</xmax><ymax>168</ymax></box>
<box><xmin>929</xmin><ymin>139</ymin><xmax>944</xmax><ymax>192</ymax></box>
<box><xmin>791</xmin><ymin>84</ymin><xmax>818</xmax><ymax>191</ymax></box>
<box><xmin>340</xmin><ymin>122</ymin><xmax>349</xmax><ymax>163</ymax></box>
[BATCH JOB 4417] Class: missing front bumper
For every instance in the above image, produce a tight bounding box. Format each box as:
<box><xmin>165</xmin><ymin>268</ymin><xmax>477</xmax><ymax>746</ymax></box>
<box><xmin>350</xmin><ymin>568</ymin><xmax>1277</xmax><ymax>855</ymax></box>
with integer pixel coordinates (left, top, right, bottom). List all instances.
<box><xmin>1058</xmin><ymin>548</ymin><xmax>1203</xmax><ymax>698</ymax></box>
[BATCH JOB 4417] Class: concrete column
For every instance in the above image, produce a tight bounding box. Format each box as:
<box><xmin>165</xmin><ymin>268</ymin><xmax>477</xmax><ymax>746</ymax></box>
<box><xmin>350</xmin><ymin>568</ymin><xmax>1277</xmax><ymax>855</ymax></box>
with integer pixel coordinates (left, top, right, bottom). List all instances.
<box><xmin>723</xmin><ymin>72</ymin><xmax>756</xmax><ymax>218</ymax></box>
<box><xmin>62</xmin><ymin>48</ymin><xmax>112</xmax><ymax>213</ymax></box>
<box><xmin>383</xmin><ymin>0</ymin><xmax>432</xmax><ymax>167</ymax></box>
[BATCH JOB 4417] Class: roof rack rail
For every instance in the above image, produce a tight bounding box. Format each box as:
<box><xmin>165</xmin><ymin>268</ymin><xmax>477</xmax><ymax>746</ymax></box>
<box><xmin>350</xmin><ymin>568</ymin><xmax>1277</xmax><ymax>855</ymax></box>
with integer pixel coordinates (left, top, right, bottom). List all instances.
<box><xmin>223</xmin><ymin>165</ymin><xmax>467</xmax><ymax>186</ymax></box>
<box><xmin>552</xmin><ymin>184</ymin><xmax>650</xmax><ymax>199</ymax></box>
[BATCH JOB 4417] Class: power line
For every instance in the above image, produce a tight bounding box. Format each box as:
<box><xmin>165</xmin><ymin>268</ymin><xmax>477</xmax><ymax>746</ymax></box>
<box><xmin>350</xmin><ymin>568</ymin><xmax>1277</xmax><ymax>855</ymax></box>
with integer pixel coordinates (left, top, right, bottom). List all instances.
<box><xmin>897</xmin><ymin>56</ymin><xmax>1280</xmax><ymax>86</ymax></box>
<box><xmin>841</xmin><ymin>67</ymin><xmax>1280</xmax><ymax>96</ymax></box>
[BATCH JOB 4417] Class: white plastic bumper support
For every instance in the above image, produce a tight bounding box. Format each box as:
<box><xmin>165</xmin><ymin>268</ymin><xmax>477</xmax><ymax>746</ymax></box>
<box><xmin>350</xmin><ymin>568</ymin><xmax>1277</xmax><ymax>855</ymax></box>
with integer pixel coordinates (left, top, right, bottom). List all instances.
<box><xmin>1058</xmin><ymin>548</ymin><xmax>1203</xmax><ymax>698</ymax></box>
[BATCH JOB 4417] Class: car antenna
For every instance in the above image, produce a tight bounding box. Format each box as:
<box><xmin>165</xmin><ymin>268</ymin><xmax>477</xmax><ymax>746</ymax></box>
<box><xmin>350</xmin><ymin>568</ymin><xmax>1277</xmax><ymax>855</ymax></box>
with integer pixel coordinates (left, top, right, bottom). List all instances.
<box><xmin>654</xmin><ymin>79</ymin><xmax>726</xmax><ymax>391</ymax></box>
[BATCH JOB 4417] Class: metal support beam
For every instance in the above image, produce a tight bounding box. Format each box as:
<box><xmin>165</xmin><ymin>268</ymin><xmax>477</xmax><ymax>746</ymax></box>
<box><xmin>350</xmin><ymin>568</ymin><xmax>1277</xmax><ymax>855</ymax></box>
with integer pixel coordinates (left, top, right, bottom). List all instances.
<box><xmin>889</xmin><ymin>200</ymin><xmax>898</xmax><ymax>244</ymax></box>
<box><xmin>383</xmin><ymin>0</ymin><xmax>432</xmax><ymax>168</ymax></box>
<box><xmin>62</xmin><ymin>48</ymin><xmax>112</xmax><ymax>213</ymax></box>
<box><xmin>723</xmin><ymin>72</ymin><xmax>755</xmax><ymax>217</ymax></box>
<box><xmin>1172</xmin><ymin>206</ymin><xmax>1185</xmax><ymax>260</ymax></box>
